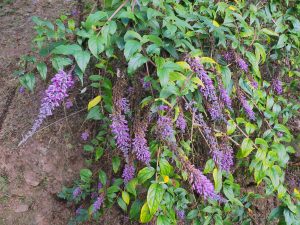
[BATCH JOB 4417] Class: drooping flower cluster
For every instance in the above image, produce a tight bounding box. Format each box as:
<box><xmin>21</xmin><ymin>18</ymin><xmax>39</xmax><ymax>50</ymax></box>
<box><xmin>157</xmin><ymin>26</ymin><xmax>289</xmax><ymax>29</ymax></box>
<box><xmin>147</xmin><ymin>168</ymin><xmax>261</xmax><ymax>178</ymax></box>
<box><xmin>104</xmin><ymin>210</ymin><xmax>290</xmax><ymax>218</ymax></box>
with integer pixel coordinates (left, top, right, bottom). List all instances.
<box><xmin>65</xmin><ymin>98</ymin><xmax>73</xmax><ymax>109</ymax></box>
<box><xmin>218</xmin><ymin>81</ymin><xmax>232</xmax><ymax>110</ymax></box>
<box><xmin>110</xmin><ymin>113</ymin><xmax>130</xmax><ymax>157</ymax></box>
<box><xmin>186</xmin><ymin>57</ymin><xmax>223</xmax><ymax>120</ymax></box>
<box><xmin>92</xmin><ymin>195</ymin><xmax>104</xmax><ymax>214</ymax></box>
<box><xmin>132</xmin><ymin>122</ymin><xmax>151</xmax><ymax>165</ymax></box>
<box><xmin>19</xmin><ymin>70</ymin><xmax>74</xmax><ymax>146</ymax></box>
<box><xmin>238</xmin><ymin>92</ymin><xmax>255</xmax><ymax>121</ymax></box>
<box><xmin>168</xmin><ymin>142</ymin><xmax>221</xmax><ymax>201</ymax></box>
<box><xmin>223</xmin><ymin>51</ymin><xmax>235</xmax><ymax>62</ymax></box>
<box><xmin>190</xmin><ymin>167</ymin><xmax>221</xmax><ymax>200</ymax></box>
<box><xmin>122</xmin><ymin>164</ymin><xmax>135</xmax><ymax>184</ymax></box>
<box><xmin>236</xmin><ymin>57</ymin><xmax>249</xmax><ymax>72</ymax></box>
<box><xmin>176</xmin><ymin>113</ymin><xmax>187</xmax><ymax>133</ymax></box>
<box><xmin>156</xmin><ymin>115</ymin><xmax>175</xmax><ymax>141</ymax></box>
<box><xmin>272</xmin><ymin>78</ymin><xmax>283</xmax><ymax>95</ymax></box>
<box><xmin>219</xmin><ymin>143</ymin><xmax>234</xmax><ymax>172</ymax></box>
<box><xmin>195</xmin><ymin>113</ymin><xmax>220</xmax><ymax>156</ymax></box>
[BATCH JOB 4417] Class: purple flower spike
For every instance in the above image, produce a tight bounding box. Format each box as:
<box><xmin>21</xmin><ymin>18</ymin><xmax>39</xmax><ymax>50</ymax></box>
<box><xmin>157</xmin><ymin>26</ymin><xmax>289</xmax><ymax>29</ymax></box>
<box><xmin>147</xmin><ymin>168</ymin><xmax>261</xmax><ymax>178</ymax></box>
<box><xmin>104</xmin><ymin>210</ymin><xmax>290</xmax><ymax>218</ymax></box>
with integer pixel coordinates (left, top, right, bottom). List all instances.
<box><xmin>272</xmin><ymin>78</ymin><xmax>283</xmax><ymax>95</ymax></box>
<box><xmin>190</xmin><ymin>168</ymin><xmax>220</xmax><ymax>200</ymax></box>
<box><xmin>117</xmin><ymin>98</ymin><xmax>130</xmax><ymax>113</ymax></box>
<box><xmin>19</xmin><ymin>70</ymin><xmax>74</xmax><ymax>146</ymax></box>
<box><xmin>122</xmin><ymin>164</ymin><xmax>135</xmax><ymax>184</ymax></box>
<box><xmin>156</xmin><ymin>116</ymin><xmax>175</xmax><ymax>141</ymax></box>
<box><xmin>133</xmin><ymin>125</ymin><xmax>151</xmax><ymax>165</ymax></box>
<box><xmin>218</xmin><ymin>82</ymin><xmax>232</xmax><ymax>110</ymax></box>
<box><xmin>251</xmin><ymin>81</ymin><xmax>258</xmax><ymax>89</ymax></box>
<box><xmin>110</xmin><ymin>113</ymin><xmax>130</xmax><ymax>157</ymax></box>
<box><xmin>92</xmin><ymin>195</ymin><xmax>104</xmax><ymax>213</ymax></box>
<box><xmin>186</xmin><ymin>57</ymin><xmax>223</xmax><ymax>120</ymax></box>
<box><xmin>236</xmin><ymin>57</ymin><xmax>249</xmax><ymax>72</ymax></box>
<box><xmin>176</xmin><ymin>113</ymin><xmax>187</xmax><ymax>133</ymax></box>
<box><xmin>239</xmin><ymin>93</ymin><xmax>255</xmax><ymax>121</ymax></box>
<box><xmin>81</xmin><ymin>130</ymin><xmax>89</xmax><ymax>141</ymax></box>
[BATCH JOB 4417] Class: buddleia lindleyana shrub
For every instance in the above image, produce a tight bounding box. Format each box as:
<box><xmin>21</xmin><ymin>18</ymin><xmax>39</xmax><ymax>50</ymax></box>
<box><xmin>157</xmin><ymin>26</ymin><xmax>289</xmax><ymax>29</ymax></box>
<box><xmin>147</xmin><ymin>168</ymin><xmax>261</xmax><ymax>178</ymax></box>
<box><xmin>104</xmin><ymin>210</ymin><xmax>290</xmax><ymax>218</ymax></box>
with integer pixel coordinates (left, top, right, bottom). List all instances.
<box><xmin>18</xmin><ymin>0</ymin><xmax>300</xmax><ymax>224</ymax></box>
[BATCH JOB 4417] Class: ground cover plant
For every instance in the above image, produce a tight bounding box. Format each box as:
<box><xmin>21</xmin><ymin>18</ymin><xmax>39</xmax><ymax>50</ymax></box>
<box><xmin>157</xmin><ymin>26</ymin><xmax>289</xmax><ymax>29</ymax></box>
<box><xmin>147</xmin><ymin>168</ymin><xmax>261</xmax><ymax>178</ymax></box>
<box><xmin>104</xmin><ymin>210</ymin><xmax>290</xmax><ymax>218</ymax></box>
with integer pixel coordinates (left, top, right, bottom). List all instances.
<box><xmin>17</xmin><ymin>0</ymin><xmax>300</xmax><ymax>224</ymax></box>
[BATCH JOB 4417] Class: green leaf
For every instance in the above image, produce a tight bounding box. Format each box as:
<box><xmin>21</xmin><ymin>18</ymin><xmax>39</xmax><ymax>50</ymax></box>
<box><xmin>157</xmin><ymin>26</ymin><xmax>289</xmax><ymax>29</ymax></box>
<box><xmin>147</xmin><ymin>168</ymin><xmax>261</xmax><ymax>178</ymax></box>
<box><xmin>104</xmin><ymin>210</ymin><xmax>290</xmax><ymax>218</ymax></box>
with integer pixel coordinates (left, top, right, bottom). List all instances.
<box><xmin>80</xmin><ymin>169</ymin><xmax>92</xmax><ymax>183</ymax></box>
<box><xmin>126</xmin><ymin>178</ymin><xmax>138</xmax><ymax>197</ymax></box>
<box><xmin>124</xmin><ymin>40</ymin><xmax>142</xmax><ymax>60</ymax></box>
<box><xmin>112</xmin><ymin>156</ymin><xmax>121</xmax><ymax>173</ymax></box>
<box><xmin>117</xmin><ymin>197</ymin><xmax>127</xmax><ymax>211</ymax></box>
<box><xmin>157</xmin><ymin>215</ymin><xmax>169</xmax><ymax>225</ymax></box>
<box><xmin>186</xmin><ymin>209</ymin><xmax>198</xmax><ymax>220</ymax></box>
<box><xmin>137</xmin><ymin>167</ymin><xmax>155</xmax><ymax>184</ymax></box>
<box><xmin>51</xmin><ymin>56</ymin><xmax>72</xmax><ymax>71</ymax></box>
<box><xmin>254</xmin><ymin>43</ymin><xmax>266</xmax><ymax>63</ymax></box>
<box><xmin>260</xmin><ymin>28</ymin><xmax>279</xmax><ymax>37</ymax></box>
<box><xmin>237</xmin><ymin>138</ymin><xmax>254</xmax><ymax>158</ymax></box>
<box><xmin>122</xmin><ymin>191</ymin><xmax>130</xmax><ymax>205</ymax></box>
<box><xmin>140</xmin><ymin>202</ymin><xmax>153</xmax><ymax>223</ymax></box>
<box><xmin>88</xmin><ymin>35</ymin><xmax>104</xmax><ymax>58</ymax></box>
<box><xmin>98</xmin><ymin>169</ymin><xmax>107</xmax><ymax>185</ymax></box>
<box><xmin>128</xmin><ymin>53</ymin><xmax>148</xmax><ymax>74</ymax></box>
<box><xmin>276</xmin><ymin>34</ymin><xmax>288</xmax><ymax>49</ymax></box>
<box><xmin>130</xmin><ymin>199</ymin><xmax>142</xmax><ymax>220</ymax></box>
<box><xmin>83</xmin><ymin>144</ymin><xmax>94</xmax><ymax>152</ymax></box>
<box><xmin>51</xmin><ymin>44</ymin><xmax>82</xmax><ymax>55</ymax></box>
<box><xmin>213</xmin><ymin>168</ymin><xmax>222</xmax><ymax>192</ymax></box>
<box><xmin>36</xmin><ymin>62</ymin><xmax>47</xmax><ymax>80</ymax></box>
<box><xmin>227</xmin><ymin>120</ymin><xmax>236</xmax><ymax>135</ymax></box>
<box><xmin>85</xmin><ymin>11</ymin><xmax>107</xmax><ymax>29</ymax></box>
<box><xmin>87</xmin><ymin>106</ymin><xmax>102</xmax><ymax>120</ymax></box>
<box><xmin>147</xmin><ymin>183</ymin><xmax>165</xmax><ymax>215</ymax></box>
<box><xmin>74</xmin><ymin>50</ymin><xmax>90</xmax><ymax>73</ymax></box>
<box><xmin>159</xmin><ymin>158</ymin><xmax>173</xmax><ymax>176</ymax></box>
<box><xmin>20</xmin><ymin>73</ymin><xmax>35</xmax><ymax>91</ymax></box>
<box><xmin>203</xmin><ymin>159</ymin><xmax>215</xmax><ymax>174</ymax></box>
<box><xmin>95</xmin><ymin>147</ymin><xmax>104</xmax><ymax>160</ymax></box>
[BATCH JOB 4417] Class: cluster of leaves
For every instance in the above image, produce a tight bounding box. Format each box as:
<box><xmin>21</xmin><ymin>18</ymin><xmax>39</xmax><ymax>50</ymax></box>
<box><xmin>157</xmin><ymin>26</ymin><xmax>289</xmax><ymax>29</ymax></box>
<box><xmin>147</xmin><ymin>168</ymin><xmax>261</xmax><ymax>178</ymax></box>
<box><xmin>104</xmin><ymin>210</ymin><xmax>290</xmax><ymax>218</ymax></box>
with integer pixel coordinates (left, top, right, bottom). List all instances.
<box><xmin>18</xmin><ymin>0</ymin><xmax>300</xmax><ymax>224</ymax></box>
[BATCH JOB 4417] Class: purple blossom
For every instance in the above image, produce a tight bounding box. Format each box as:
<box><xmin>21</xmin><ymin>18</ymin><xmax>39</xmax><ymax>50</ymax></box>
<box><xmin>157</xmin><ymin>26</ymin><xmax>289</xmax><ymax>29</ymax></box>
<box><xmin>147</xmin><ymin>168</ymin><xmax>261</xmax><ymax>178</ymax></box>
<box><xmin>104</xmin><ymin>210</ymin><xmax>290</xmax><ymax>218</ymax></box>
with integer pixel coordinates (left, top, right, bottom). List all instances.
<box><xmin>91</xmin><ymin>192</ymin><xmax>98</xmax><ymax>199</ymax></box>
<box><xmin>186</xmin><ymin>57</ymin><xmax>223</xmax><ymax>120</ymax></box>
<box><xmin>218</xmin><ymin>82</ymin><xmax>232</xmax><ymax>110</ymax></box>
<box><xmin>158</xmin><ymin>105</ymin><xmax>169</xmax><ymax>111</ymax></box>
<box><xmin>142</xmin><ymin>80</ymin><xmax>151</xmax><ymax>89</ymax></box>
<box><xmin>133</xmin><ymin>125</ymin><xmax>151</xmax><ymax>164</ymax></box>
<box><xmin>251</xmin><ymin>81</ymin><xmax>258</xmax><ymax>89</ymax></box>
<box><xmin>110</xmin><ymin>113</ymin><xmax>130</xmax><ymax>157</ymax></box>
<box><xmin>195</xmin><ymin>113</ymin><xmax>220</xmax><ymax>155</ymax></box>
<box><xmin>19</xmin><ymin>70</ymin><xmax>74</xmax><ymax>146</ymax></box>
<box><xmin>272</xmin><ymin>78</ymin><xmax>283</xmax><ymax>95</ymax></box>
<box><xmin>117</xmin><ymin>98</ymin><xmax>130</xmax><ymax>113</ymax></box>
<box><xmin>81</xmin><ymin>130</ymin><xmax>89</xmax><ymax>141</ymax></box>
<box><xmin>72</xmin><ymin>187</ymin><xmax>81</xmax><ymax>198</ymax></box>
<box><xmin>156</xmin><ymin>116</ymin><xmax>175</xmax><ymax>141</ymax></box>
<box><xmin>65</xmin><ymin>99</ymin><xmax>73</xmax><ymax>109</ymax></box>
<box><xmin>223</xmin><ymin>51</ymin><xmax>235</xmax><ymax>62</ymax></box>
<box><xmin>239</xmin><ymin>93</ymin><xmax>255</xmax><ymax>121</ymax></box>
<box><xmin>215</xmin><ymin>143</ymin><xmax>234</xmax><ymax>172</ymax></box>
<box><xmin>92</xmin><ymin>195</ymin><xmax>104</xmax><ymax>213</ymax></box>
<box><xmin>176</xmin><ymin>113</ymin><xmax>187</xmax><ymax>133</ymax></box>
<box><xmin>236</xmin><ymin>57</ymin><xmax>248</xmax><ymax>72</ymax></box>
<box><xmin>122</xmin><ymin>164</ymin><xmax>135</xmax><ymax>184</ymax></box>
<box><xmin>19</xmin><ymin>86</ymin><xmax>25</xmax><ymax>93</ymax></box>
<box><xmin>176</xmin><ymin>210</ymin><xmax>185</xmax><ymax>220</ymax></box>
<box><xmin>190</xmin><ymin>167</ymin><xmax>220</xmax><ymax>200</ymax></box>
<box><xmin>98</xmin><ymin>182</ymin><xmax>103</xmax><ymax>190</ymax></box>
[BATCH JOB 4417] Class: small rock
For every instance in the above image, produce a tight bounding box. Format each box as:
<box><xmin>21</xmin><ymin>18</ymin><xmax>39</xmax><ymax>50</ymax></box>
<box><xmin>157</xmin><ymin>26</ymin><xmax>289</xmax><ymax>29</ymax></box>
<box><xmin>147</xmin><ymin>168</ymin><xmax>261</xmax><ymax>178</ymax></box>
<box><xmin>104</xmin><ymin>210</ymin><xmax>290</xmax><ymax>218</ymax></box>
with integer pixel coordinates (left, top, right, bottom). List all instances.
<box><xmin>24</xmin><ymin>171</ymin><xmax>41</xmax><ymax>186</ymax></box>
<box><xmin>14</xmin><ymin>204</ymin><xmax>29</xmax><ymax>213</ymax></box>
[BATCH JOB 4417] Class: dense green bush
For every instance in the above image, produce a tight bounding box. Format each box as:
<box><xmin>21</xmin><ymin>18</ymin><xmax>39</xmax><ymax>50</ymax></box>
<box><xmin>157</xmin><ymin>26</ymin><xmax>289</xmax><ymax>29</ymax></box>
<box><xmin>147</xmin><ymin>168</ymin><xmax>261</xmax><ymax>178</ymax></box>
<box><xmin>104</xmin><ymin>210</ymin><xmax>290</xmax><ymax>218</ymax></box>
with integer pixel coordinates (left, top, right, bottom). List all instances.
<box><xmin>18</xmin><ymin>0</ymin><xmax>300</xmax><ymax>224</ymax></box>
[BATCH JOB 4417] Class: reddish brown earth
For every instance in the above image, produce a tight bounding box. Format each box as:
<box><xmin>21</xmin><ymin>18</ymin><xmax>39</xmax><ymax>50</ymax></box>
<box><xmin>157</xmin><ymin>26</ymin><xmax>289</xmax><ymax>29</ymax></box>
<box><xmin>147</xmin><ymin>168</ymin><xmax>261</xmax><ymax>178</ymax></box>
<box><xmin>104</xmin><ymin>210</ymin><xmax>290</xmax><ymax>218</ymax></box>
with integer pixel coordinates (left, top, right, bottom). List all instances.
<box><xmin>0</xmin><ymin>1</ymin><xmax>127</xmax><ymax>225</ymax></box>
